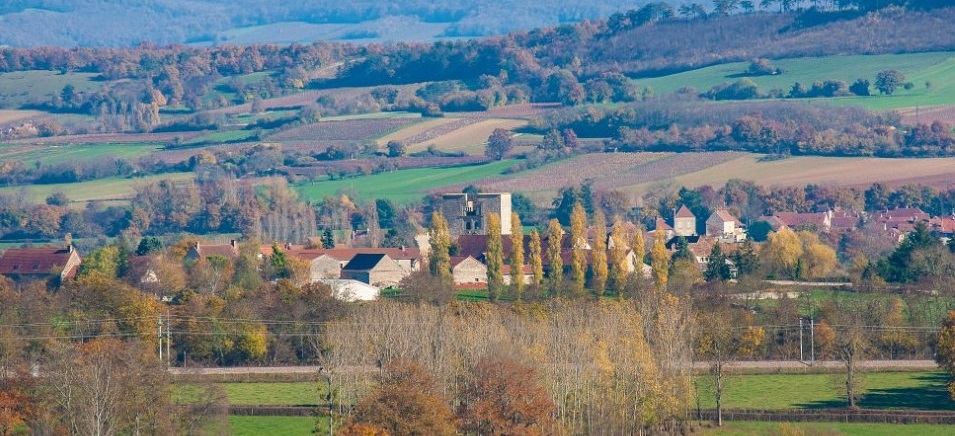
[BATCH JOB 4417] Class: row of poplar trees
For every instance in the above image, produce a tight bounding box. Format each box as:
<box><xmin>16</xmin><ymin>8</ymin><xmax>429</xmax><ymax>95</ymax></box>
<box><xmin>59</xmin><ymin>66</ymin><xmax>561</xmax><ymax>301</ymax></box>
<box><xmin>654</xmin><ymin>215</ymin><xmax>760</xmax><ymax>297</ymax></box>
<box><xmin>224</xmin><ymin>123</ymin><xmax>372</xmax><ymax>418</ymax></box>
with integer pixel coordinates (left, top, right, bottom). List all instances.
<box><xmin>427</xmin><ymin>202</ymin><xmax>678</xmax><ymax>300</ymax></box>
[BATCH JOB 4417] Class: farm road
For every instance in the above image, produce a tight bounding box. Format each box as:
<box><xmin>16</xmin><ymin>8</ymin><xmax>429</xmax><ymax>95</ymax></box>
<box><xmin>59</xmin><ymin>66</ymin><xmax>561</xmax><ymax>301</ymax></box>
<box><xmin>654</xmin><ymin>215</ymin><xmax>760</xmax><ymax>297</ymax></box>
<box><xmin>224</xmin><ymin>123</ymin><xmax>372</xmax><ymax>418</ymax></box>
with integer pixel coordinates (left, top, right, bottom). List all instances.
<box><xmin>170</xmin><ymin>360</ymin><xmax>938</xmax><ymax>376</ymax></box>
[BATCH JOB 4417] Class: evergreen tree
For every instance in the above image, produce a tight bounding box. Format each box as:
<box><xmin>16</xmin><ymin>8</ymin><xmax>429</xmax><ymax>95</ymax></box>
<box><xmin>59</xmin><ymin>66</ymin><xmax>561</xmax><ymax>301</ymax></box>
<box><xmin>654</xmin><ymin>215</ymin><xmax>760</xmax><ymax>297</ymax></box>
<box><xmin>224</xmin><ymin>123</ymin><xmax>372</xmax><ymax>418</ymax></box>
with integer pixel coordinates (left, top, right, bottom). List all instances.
<box><xmin>546</xmin><ymin>219</ymin><xmax>564</xmax><ymax>296</ymax></box>
<box><xmin>486</xmin><ymin>213</ymin><xmax>504</xmax><ymax>300</ymax></box>
<box><xmin>570</xmin><ymin>202</ymin><xmax>587</xmax><ymax>296</ymax></box>
<box><xmin>733</xmin><ymin>238</ymin><xmax>759</xmax><ymax>276</ymax></box>
<box><xmin>509</xmin><ymin>212</ymin><xmax>525</xmax><ymax>300</ymax></box>
<box><xmin>705</xmin><ymin>242</ymin><xmax>732</xmax><ymax>282</ymax></box>
<box><xmin>321</xmin><ymin>228</ymin><xmax>335</xmax><ymax>248</ymax></box>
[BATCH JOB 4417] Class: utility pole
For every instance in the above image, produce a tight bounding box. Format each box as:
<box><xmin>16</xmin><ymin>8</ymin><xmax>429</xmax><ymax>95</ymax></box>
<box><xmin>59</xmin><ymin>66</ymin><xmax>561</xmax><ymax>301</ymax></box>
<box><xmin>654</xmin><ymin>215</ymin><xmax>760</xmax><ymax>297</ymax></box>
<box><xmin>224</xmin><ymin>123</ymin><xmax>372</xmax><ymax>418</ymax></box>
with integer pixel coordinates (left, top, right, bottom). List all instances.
<box><xmin>166</xmin><ymin>313</ymin><xmax>171</xmax><ymax>367</ymax></box>
<box><xmin>799</xmin><ymin>318</ymin><xmax>804</xmax><ymax>362</ymax></box>
<box><xmin>158</xmin><ymin>314</ymin><xmax>163</xmax><ymax>362</ymax></box>
<box><xmin>810</xmin><ymin>317</ymin><xmax>815</xmax><ymax>362</ymax></box>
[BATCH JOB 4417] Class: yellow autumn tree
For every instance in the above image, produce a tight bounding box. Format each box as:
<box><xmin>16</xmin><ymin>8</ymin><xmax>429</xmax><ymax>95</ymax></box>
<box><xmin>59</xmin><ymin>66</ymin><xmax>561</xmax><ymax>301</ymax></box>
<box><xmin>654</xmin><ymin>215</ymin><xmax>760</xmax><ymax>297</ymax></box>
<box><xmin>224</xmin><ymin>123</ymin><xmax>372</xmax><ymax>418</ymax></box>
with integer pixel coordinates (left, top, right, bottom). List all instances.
<box><xmin>546</xmin><ymin>219</ymin><xmax>564</xmax><ymax>296</ymax></box>
<box><xmin>798</xmin><ymin>231</ymin><xmax>838</xmax><ymax>280</ymax></box>
<box><xmin>591</xmin><ymin>210</ymin><xmax>609</xmax><ymax>297</ymax></box>
<box><xmin>651</xmin><ymin>229</ymin><xmax>669</xmax><ymax>291</ymax></box>
<box><xmin>529</xmin><ymin>230</ymin><xmax>544</xmax><ymax>290</ymax></box>
<box><xmin>762</xmin><ymin>227</ymin><xmax>803</xmax><ymax>279</ymax></box>
<box><xmin>510</xmin><ymin>212</ymin><xmax>525</xmax><ymax>300</ymax></box>
<box><xmin>486</xmin><ymin>213</ymin><xmax>504</xmax><ymax>300</ymax></box>
<box><xmin>608</xmin><ymin>219</ymin><xmax>629</xmax><ymax>300</ymax></box>
<box><xmin>570</xmin><ymin>202</ymin><xmax>587</xmax><ymax>296</ymax></box>
<box><xmin>428</xmin><ymin>211</ymin><xmax>453</xmax><ymax>285</ymax></box>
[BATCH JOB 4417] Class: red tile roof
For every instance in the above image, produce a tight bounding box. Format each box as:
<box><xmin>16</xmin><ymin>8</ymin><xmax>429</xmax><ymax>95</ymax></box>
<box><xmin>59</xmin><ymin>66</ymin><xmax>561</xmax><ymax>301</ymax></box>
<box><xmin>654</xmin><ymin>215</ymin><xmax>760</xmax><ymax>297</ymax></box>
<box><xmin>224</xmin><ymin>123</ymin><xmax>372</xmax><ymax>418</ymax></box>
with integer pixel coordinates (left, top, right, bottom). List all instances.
<box><xmin>0</xmin><ymin>246</ymin><xmax>80</xmax><ymax>278</ymax></box>
<box><xmin>675</xmin><ymin>205</ymin><xmax>695</xmax><ymax>218</ymax></box>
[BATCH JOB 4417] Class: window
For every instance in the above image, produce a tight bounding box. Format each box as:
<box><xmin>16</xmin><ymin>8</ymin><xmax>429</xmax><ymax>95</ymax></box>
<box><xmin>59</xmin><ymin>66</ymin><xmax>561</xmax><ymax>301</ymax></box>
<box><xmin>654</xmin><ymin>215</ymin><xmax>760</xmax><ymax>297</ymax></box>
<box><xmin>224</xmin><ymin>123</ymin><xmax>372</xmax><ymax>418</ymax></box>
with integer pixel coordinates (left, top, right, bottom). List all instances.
<box><xmin>12</xmin><ymin>264</ymin><xmax>19</xmax><ymax>270</ymax></box>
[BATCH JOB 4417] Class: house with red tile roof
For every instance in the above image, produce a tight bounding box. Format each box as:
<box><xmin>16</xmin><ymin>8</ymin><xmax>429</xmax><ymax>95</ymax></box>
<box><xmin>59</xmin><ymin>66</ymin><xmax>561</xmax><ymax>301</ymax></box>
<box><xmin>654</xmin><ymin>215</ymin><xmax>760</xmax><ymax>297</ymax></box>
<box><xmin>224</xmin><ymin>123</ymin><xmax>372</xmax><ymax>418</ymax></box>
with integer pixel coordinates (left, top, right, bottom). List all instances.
<box><xmin>706</xmin><ymin>210</ymin><xmax>747</xmax><ymax>242</ymax></box>
<box><xmin>185</xmin><ymin>240</ymin><xmax>239</xmax><ymax>261</ymax></box>
<box><xmin>0</xmin><ymin>245</ymin><xmax>81</xmax><ymax>282</ymax></box>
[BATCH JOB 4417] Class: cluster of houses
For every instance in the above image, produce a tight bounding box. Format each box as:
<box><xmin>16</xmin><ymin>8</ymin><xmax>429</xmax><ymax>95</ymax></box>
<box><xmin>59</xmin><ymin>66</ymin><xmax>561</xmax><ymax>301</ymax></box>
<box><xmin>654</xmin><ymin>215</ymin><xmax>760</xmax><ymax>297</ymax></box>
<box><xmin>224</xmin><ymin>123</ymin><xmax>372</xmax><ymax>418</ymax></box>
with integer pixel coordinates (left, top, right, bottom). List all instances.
<box><xmin>3</xmin><ymin>191</ymin><xmax>954</xmax><ymax>300</ymax></box>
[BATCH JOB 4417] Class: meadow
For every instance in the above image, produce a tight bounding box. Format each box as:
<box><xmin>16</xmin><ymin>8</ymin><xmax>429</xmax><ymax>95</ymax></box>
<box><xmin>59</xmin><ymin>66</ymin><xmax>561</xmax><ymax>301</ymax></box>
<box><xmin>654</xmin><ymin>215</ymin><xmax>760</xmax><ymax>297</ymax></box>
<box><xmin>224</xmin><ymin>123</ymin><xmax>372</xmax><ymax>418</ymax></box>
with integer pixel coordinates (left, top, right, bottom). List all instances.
<box><xmin>0</xmin><ymin>172</ymin><xmax>194</xmax><ymax>205</ymax></box>
<box><xmin>0</xmin><ymin>142</ymin><xmax>162</xmax><ymax>166</ymax></box>
<box><xmin>706</xmin><ymin>422</ymin><xmax>955</xmax><ymax>436</ymax></box>
<box><xmin>0</xmin><ymin>70</ymin><xmax>103</xmax><ymax>109</ymax></box>
<box><xmin>294</xmin><ymin>159</ymin><xmax>517</xmax><ymax>204</ymax></box>
<box><xmin>637</xmin><ymin>51</ymin><xmax>955</xmax><ymax>111</ymax></box>
<box><xmin>229</xmin><ymin>416</ymin><xmax>317</xmax><ymax>436</ymax></box>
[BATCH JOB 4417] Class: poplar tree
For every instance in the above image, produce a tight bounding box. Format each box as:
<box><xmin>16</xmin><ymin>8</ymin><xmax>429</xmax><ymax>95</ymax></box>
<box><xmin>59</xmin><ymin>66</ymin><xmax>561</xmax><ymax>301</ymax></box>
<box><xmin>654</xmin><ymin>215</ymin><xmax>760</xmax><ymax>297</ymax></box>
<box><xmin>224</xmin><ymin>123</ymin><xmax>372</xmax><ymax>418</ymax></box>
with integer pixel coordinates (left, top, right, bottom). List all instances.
<box><xmin>590</xmin><ymin>209</ymin><xmax>608</xmax><ymax>297</ymax></box>
<box><xmin>608</xmin><ymin>219</ymin><xmax>629</xmax><ymax>300</ymax></box>
<box><xmin>428</xmin><ymin>212</ymin><xmax>453</xmax><ymax>285</ymax></box>
<box><xmin>546</xmin><ymin>219</ymin><xmax>564</xmax><ymax>296</ymax></box>
<box><xmin>486</xmin><ymin>213</ymin><xmax>504</xmax><ymax>300</ymax></box>
<box><xmin>651</xmin><ymin>229</ymin><xmax>669</xmax><ymax>291</ymax></box>
<box><xmin>529</xmin><ymin>229</ymin><xmax>544</xmax><ymax>290</ymax></box>
<box><xmin>631</xmin><ymin>226</ymin><xmax>646</xmax><ymax>270</ymax></box>
<box><xmin>509</xmin><ymin>212</ymin><xmax>525</xmax><ymax>300</ymax></box>
<box><xmin>570</xmin><ymin>202</ymin><xmax>587</xmax><ymax>296</ymax></box>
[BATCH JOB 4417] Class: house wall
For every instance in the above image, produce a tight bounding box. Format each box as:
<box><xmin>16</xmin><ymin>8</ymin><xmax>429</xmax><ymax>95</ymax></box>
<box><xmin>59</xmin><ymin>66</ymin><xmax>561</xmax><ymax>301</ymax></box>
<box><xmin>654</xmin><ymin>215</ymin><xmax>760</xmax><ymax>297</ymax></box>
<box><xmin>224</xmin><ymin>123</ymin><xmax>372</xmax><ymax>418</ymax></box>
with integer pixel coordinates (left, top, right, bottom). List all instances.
<box><xmin>674</xmin><ymin>216</ymin><xmax>696</xmax><ymax>237</ymax></box>
<box><xmin>453</xmin><ymin>258</ymin><xmax>488</xmax><ymax>284</ymax></box>
<box><xmin>440</xmin><ymin>193</ymin><xmax>512</xmax><ymax>238</ymax></box>
<box><xmin>367</xmin><ymin>258</ymin><xmax>407</xmax><ymax>287</ymax></box>
<box><xmin>309</xmin><ymin>256</ymin><xmax>344</xmax><ymax>281</ymax></box>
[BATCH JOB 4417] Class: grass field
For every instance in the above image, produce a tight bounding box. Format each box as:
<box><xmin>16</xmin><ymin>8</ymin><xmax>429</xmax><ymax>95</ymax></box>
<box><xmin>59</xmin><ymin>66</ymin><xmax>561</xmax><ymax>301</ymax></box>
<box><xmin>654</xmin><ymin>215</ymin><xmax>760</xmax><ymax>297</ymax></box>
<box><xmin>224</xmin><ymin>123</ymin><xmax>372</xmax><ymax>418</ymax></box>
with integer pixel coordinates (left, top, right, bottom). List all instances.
<box><xmin>0</xmin><ymin>109</ymin><xmax>45</xmax><ymax>124</ymax></box>
<box><xmin>220</xmin><ymin>382</ymin><xmax>321</xmax><ymax>406</ymax></box>
<box><xmin>706</xmin><ymin>421</ymin><xmax>955</xmax><ymax>436</ymax></box>
<box><xmin>0</xmin><ymin>70</ymin><xmax>103</xmax><ymax>109</ymax></box>
<box><xmin>0</xmin><ymin>142</ymin><xmax>162</xmax><ymax>166</ymax></box>
<box><xmin>229</xmin><ymin>416</ymin><xmax>316</xmax><ymax>436</ymax></box>
<box><xmin>295</xmin><ymin>159</ymin><xmax>517</xmax><ymax>204</ymax></box>
<box><xmin>637</xmin><ymin>52</ymin><xmax>955</xmax><ymax>111</ymax></box>
<box><xmin>695</xmin><ymin>371</ymin><xmax>953</xmax><ymax>411</ymax></box>
<box><xmin>0</xmin><ymin>172</ymin><xmax>194</xmax><ymax>204</ymax></box>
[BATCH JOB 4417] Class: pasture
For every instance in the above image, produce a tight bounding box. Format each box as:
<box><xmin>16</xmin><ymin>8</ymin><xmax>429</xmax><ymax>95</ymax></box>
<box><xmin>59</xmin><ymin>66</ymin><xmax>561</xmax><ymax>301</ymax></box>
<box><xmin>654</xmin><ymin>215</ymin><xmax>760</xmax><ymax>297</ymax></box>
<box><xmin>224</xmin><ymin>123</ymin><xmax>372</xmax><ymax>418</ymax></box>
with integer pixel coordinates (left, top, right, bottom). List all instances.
<box><xmin>229</xmin><ymin>416</ymin><xmax>316</xmax><ymax>436</ymax></box>
<box><xmin>0</xmin><ymin>109</ymin><xmax>45</xmax><ymax>124</ymax></box>
<box><xmin>294</xmin><ymin>159</ymin><xmax>517</xmax><ymax>204</ymax></box>
<box><xmin>637</xmin><ymin>51</ymin><xmax>955</xmax><ymax>111</ymax></box>
<box><xmin>695</xmin><ymin>371</ymin><xmax>952</xmax><ymax>411</ymax></box>
<box><xmin>707</xmin><ymin>422</ymin><xmax>955</xmax><ymax>436</ymax></box>
<box><xmin>0</xmin><ymin>142</ymin><xmax>162</xmax><ymax>166</ymax></box>
<box><xmin>0</xmin><ymin>70</ymin><xmax>103</xmax><ymax>109</ymax></box>
<box><xmin>0</xmin><ymin>172</ymin><xmax>194</xmax><ymax>205</ymax></box>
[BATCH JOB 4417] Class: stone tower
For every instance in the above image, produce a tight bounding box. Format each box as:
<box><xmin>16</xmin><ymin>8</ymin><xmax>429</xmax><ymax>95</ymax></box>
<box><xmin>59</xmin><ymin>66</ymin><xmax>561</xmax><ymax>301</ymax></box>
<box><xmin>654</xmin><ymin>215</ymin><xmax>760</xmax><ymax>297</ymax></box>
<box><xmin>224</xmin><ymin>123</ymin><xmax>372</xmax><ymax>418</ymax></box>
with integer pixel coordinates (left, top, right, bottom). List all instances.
<box><xmin>440</xmin><ymin>192</ymin><xmax>512</xmax><ymax>238</ymax></box>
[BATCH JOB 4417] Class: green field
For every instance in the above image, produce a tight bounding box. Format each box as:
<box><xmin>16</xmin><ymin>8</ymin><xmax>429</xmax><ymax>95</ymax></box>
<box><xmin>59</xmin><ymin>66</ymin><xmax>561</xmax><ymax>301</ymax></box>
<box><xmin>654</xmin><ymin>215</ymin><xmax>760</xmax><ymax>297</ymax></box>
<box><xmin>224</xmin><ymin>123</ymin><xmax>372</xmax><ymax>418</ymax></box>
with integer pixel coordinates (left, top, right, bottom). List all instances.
<box><xmin>0</xmin><ymin>172</ymin><xmax>194</xmax><ymax>204</ymax></box>
<box><xmin>638</xmin><ymin>51</ymin><xmax>955</xmax><ymax>110</ymax></box>
<box><xmin>295</xmin><ymin>159</ymin><xmax>517</xmax><ymax>204</ymax></box>
<box><xmin>695</xmin><ymin>371</ymin><xmax>953</xmax><ymax>410</ymax></box>
<box><xmin>706</xmin><ymin>421</ymin><xmax>955</xmax><ymax>436</ymax></box>
<box><xmin>221</xmin><ymin>382</ymin><xmax>321</xmax><ymax>406</ymax></box>
<box><xmin>230</xmin><ymin>416</ymin><xmax>316</xmax><ymax>436</ymax></box>
<box><xmin>0</xmin><ymin>70</ymin><xmax>103</xmax><ymax>109</ymax></box>
<box><xmin>0</xmin><ymin>142</ymin><xmax>162</xmax><ymax>166</ymax></box>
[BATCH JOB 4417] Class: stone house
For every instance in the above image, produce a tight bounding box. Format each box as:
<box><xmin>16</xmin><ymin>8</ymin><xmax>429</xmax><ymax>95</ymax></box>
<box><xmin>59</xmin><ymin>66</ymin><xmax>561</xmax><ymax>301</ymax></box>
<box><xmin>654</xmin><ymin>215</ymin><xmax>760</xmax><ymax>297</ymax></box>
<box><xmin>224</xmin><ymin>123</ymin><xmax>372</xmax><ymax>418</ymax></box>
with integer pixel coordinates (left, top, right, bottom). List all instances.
<box><xmin>340</xmin><ymin>253</ymin><xmax>405</xmax><ymax>288</ymax></box>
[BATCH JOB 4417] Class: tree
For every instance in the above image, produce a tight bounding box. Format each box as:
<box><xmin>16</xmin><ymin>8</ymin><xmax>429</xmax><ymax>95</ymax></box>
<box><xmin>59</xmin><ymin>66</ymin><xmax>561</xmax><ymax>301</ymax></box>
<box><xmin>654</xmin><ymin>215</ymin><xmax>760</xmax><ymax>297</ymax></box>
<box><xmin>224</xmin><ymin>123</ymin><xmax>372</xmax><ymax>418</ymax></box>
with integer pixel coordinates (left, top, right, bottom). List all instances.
<box><xmin>762</xmin><ymin>227</ymin><xmax>803</xmax><ymax>279</ymax></box>
<box><xmin>590</xmin><ymin>210</ymin><xmax>609</xmax><ymax>296</ymax></box>
<box><xmin>733</xmin><ymin>239</ymin><xmax>759</xmax><ymax>276</ymax></box>
<box><xmin>799</xmin><ymin>231</ymin><xmax>837</xmax><ymax>280</ymax></box>
<box><xmin>386</xmin><ymin>140</ymin><xmax>406</xmax><ymax>157</ymax></box>
<box><xmin>529</xmin><ymin>229</ymin><xmax>544</xmax><ymax>290</ymax></box>
<box><xmin>136</xmin><ymin>236</ymin><xmax>163</xmax><ymax>256</ymax></box>
<box><xmin>79</xmin><ymin>245</ymin><xmax>122</xmax><ymax>279</ymax></box>
<box><xmin>351</xmin><ymin>359</ymin><xmax>456</xmax><ymax>436</ymax></box>
<box><xmin>570</xmin><ymin>202</ymin><xmax>587</xmax><ymax>296</ymax></box>
<box><xmin>546</xmin><ymin>219</ymin><xmax>564</xmax><ymax>296</ymax></box>
<box><xmin>875</xmin><ymin>69</ymin><xmax>905</xmax><ymax>95</ymax></box>
<box><xmin>486</xmin><ymin>213</ymin><xmax>504</xmax><ymax>300</ymax></box>
<box><xmin>428</xmin><ymin>212</ymin><xmax>453</xmax><ymax>286</ymax></box>
<box><xmin>322</xmin><ymin>228</ymin><xmax>335</xmax><ymax>248</ymax></box>
<box><xmin>630</xmin><ymin>226</ymin><xmax>646</xmax><ymax>270</ymax></box>
<box><xmin>458</xmin><ymin>358</ymin><xmax>556</xmax><ymax>435</ymax></box>
<box><xmin>849</xmin><ymin>78</ymin><xmax>871</xmax><ymax>96</ymax></box>
<box><xmin>608</xmin><ymin>220</ymin><xmax>629</xmax><ymax>299</ymax></box>
<box><xmin>651</xmin><ymin>229</ymin><xmax>669</xmax><ymax>291</ymax></box>
<box><xmin>485</xmin><ymin>128</ymin><xmax>513</xmax><ymax>160</ymax></box>
<box><xmin>539</xmin><ymin>129</ymin><xmax>565</xmax><ymax>150</ymax></box>
<box><xmin>510</xmin><ymin>212</ymin><xmax>525</xmax><ymax>300</ymax></box>
<box><xmin>936</xmin><ymin>311</ymin><xmax>955</xmax><ymax>399</ymax></box>
<box><xmin>695</xmin><ymin>307</ymin><xmax>734</xmax><ymax>426</ymax></box>
<box><xmin>705</xmin><ymin>242</ymin><xmax>731</xmax><ymax>282</ymax></box>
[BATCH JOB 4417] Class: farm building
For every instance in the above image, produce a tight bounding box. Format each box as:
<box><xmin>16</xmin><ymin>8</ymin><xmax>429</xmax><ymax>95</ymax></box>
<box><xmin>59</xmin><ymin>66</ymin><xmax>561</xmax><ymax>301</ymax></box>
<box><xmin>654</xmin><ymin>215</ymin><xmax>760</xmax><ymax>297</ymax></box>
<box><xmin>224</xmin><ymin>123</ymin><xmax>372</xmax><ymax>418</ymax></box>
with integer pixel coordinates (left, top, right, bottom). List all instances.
<box><xmin>0</xmin><ymin>245</ymin><xmax>81</xmax><ymax>282</ymax></box>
